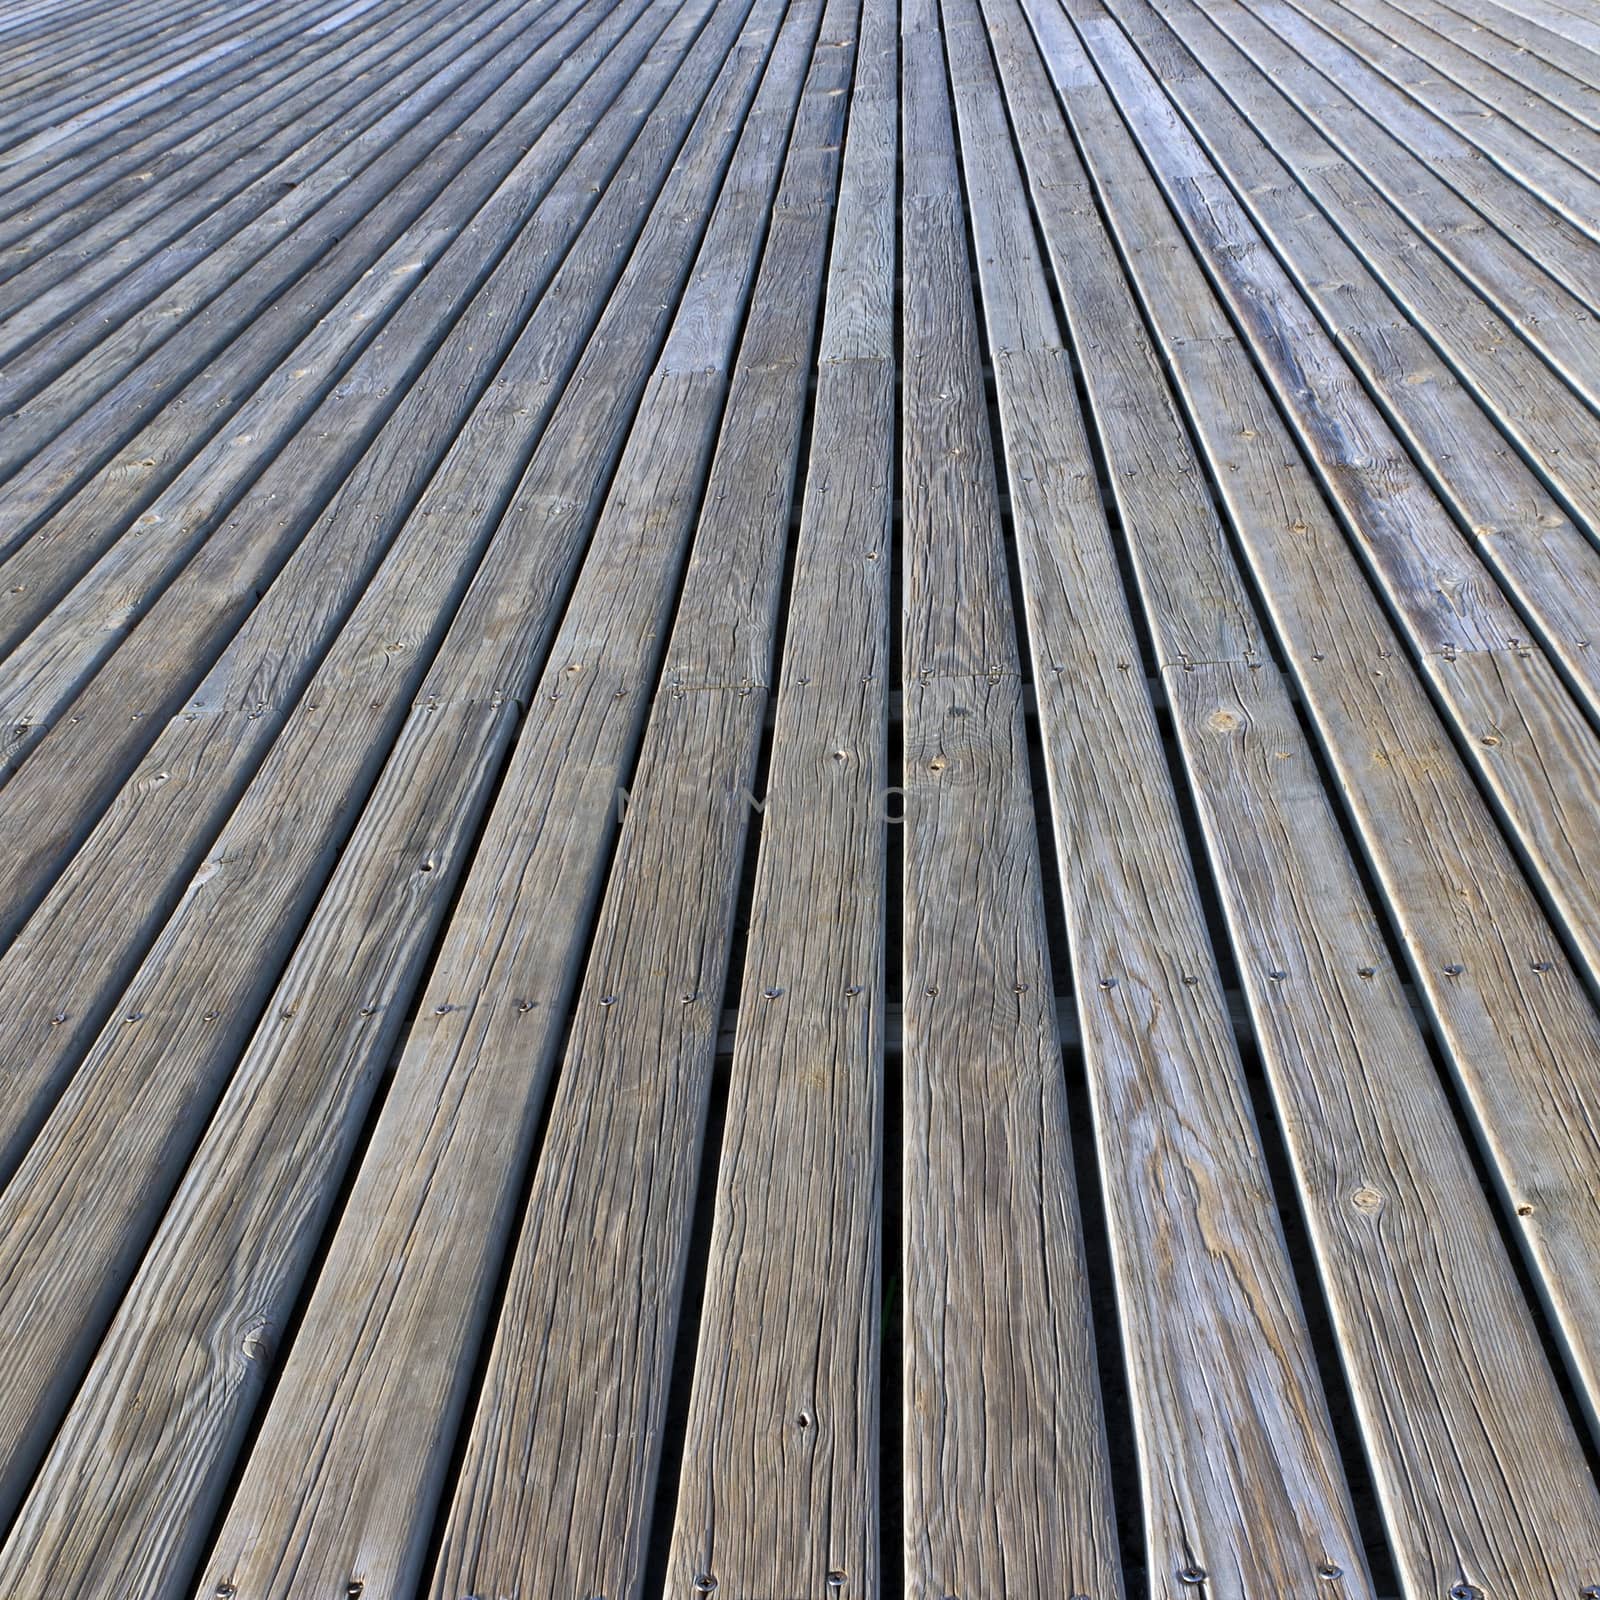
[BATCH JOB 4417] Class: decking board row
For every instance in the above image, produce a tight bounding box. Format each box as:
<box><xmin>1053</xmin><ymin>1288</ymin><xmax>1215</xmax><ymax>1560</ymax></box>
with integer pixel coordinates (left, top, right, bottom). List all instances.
<box><xmin>1</xmin><ymin>0</ymin><xmax>1599</xmax><ymax>1592</ymax></box>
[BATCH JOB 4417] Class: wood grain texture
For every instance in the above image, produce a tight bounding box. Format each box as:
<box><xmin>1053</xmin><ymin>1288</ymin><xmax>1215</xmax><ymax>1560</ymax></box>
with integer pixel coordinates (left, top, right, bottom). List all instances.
<box><xmin>191</xmin><ymin>3</ymin><xmax>833</xmax><ymax>1595</ymax></box>
<box><xmin>7</xmin><ymin>0</ymin><xmax>1600</xmax><ymax>1582</ymax></box>
<box><xmin>430</xmin><ymin>11</ymin><xmax>862</xmax><ymax>1595</ymax></box>
<box><xmin>1280</xmin><ymin>0</ymin><xmax>1600</xmax><ymax>237</ymax></box>
<box><xmin>901</xmin><ymin>17</ymin><xmax>1126</xmax><ymax>1597</ymax></box>
<box><xmin>0</xmin><ymin>0</ymin><xmax>655</xmax><ymax>712</ymax></box>
<box><xmin>0</xmin><ymin>0</ymin><xmax>767</xmax><ymax>1543</ymax></box>
<box><xmin>1173</xmin><ymin>0</ymin><xmax>1600</xmax><ymax>406</ymax></box>
<box><xmin>0</xmin><ymin>0</ymin><xmax>726</xmax><ymax>1179</ymax></box>
<box><xmin>1136</xmin><ymin>0</ymin><xmax>1600</xmax><ymax>537</ymax></box>
<box><xmin>1069</xmin><ymin>12</ymin><xmax>1600</xmax><ymax>721</ymax></box>
<box><xmin>0</xmin><ymin>0</ymin><xmax>578</xmax><ymax>515</ymax></box>
<box><xmin>1021</xmin><ymin>6</ymin><xmax>1600</xmax><ymax>1591</ymax></box>
<box><xmin>1086</xmin><ymin>0</ymin><xmax>1600</xmax><ymax>1468</ymax></box>
<box><xmin>666</xmin><ymin>0</ymin><xmax>891</xmax><ymax>1577</ymax></box>
<box><xmin>1096</xmin><ymin>0</ymin><xmax>1600</xmax><ymax>1007</ymax></box>
<box><xmin>959</xmin><ymin>2</ymin><xmax>1384</xmax><ymax>1590</ymax></box>
<box><xmin>1379</xmin><ymin>0</ymin><xmax>1600</xmax><ymax>131</ymax></box>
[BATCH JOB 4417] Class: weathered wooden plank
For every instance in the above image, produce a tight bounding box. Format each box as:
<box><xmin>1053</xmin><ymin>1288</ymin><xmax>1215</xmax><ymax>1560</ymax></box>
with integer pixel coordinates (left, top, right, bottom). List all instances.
<box><xmin>1063</xmin><ymin>3</ymin><xmax>1600</xmax><ymax>730</ymax></box>
<box><xmin>1464</xmin><ymin>0</ymin><xmax>1600</xmax><ymax>66</ymax></box>
<box><xmin>1378</xmin><ymin>0</ymin><xmax>1600</xmax><ymax>129</ymax></box>
<box><xmin>664</xmin><ymin>0</ymin><xmax>890</xmax><ymax>1583</ymax></box>
<box><xmin>1097</xmin><ymin>0</ymin><xmax>1600</xmax><ymax>1026</ymax></box>
<box><xmin>0</xmin><ymin>0</ymin><xmax>780</xmax><ymax>1562</ymax></box>
<box><xmin>1166</xmin><ymin>0</ymin><xmax>1600</xmax><ymax>414</ymax></box>
<box><xmin>1002</xmin><ymin>2</ymin><xmax>1600</xmax><ymax>1591</ymax></box>
<box><xmin>1254</xmin><ymin>0</ymin><xmax>1600</xmax><ymax>261</ymax></box>
<box><xmin>954</xmin><ymin>1</ymin><xmax>1377</xmax><ymax>1591</ymax></box>
<box><xmin>1105</xmin><ymin>9</ymin><xmax>1600</xmax><ymax>574</ymax></box>
<box><xmin>0</xmin><ymin>0</ymin><xmax>473</xmax><ymax>302</ymax></box>
<box><xmin>183</xmin><ymin>7</ymin><xmax>836</xmax><ymax>1598</ymax></box>
<box><xmin>0</xmin><ymin>0</ymin><xmax>295</xmax><ymax>145</ymax></box>
<box><xmin>0</xmin><ymin>0</ymin><xmax>572</xmax><ymax>459</ymax></box>
<box><xmin>1284</xmin><ymin>0</ymin><xmax>1600</xmax><ymax>229</ymax></box>
<box><xmin>898</xmin><ymin>17</ymin><xmax>1130</xmax><ymax>1596</ymax></box>
<box><xmin>1079</xmin><ymin>0</ymin><xmax>1600</xmax><ymax>1464</ymax></box>
<box><xmin>0</xmin><ymin>0</ymin><xmax>394</xmax><ymax>214</ymax></box>
<box><xmin>0</xmin><ymin>0</ymin><xmax>657</xmax><ymax>716</ymax></box>
<box><xmin>0</xmin><ymin>0</ymin><xmax>713</xmax><ymax>965</ymax></box>
<box><xmin>0</xmin><ymin>0</ymin><xmax>730</xmax><ymax>1262</ymax></box>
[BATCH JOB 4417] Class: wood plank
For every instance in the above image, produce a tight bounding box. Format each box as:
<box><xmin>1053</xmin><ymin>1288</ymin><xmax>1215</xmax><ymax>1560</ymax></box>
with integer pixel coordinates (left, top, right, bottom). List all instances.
<box><xmin>0</xmin><ymin>0</ymin><xmax>775</xmax><ymax>1559</ymax></box>
<box><xmin>0</xmin><ymin>0</ymin><xmax>296</xmax><ymax>147</ymax></box>
<box><xmin>0</xmin><ymin>0</ymin><xmax>469</xmax><ymax>304</ymax></box>
<box><xmin>0</xmin><ymin>0</ymin><xmax>569</xmax><ymax>461</ymax></box>
<box><xmin>0</xmin><ymin>0</ymin><xmax>713</xmax><ymax>965</ymax></box>
<box><xmin>664</xmin><ymin>0</ymin><xmax>893</xmax><ymax>1585</ymax></box>
<box><xmin>182</xmin><ymin>6</ymin><xmax>838</xmax><ymax>1598</ymax></box>
<box><xmin>1285</xmin><ymin>0</ymin><xmax>1600</xmax><ymax>223</ymax></box>
<box><xmin>0</xmin><ymin>0</ymin><xmax>726</xmax><ymax>1235</ymax></box>
<box><xmin>996</xmin><ymin>1</ymin><xmax>1600</xmax><ymax>1590</ymax></box>
<box><xmin>426</xmin><ymin>14</ymin><xmax>869</xmax><ymax>1597</ymax></box>
<box><xmin>1252</xmin><ymin>0</ymin><xmax>1600</xmax><ymax>263</ymax></box>
<box><xmin>0</xmin><ymin>0</ymin><xmax>653</xmax><ymax>713</ymax></box>
<box><xmin>0</xmin><ymin>0</ymin><xmax>391</xmax><ymax>213</ymax></box>
<box><xmin>1379</xmin><ymin>0</ymin><xmax>1600</xmax><ymax>130</ymax></box>
<box><xmin>899</xmin><ymin>10</ymin><xmax>1131</xmax><ymax>1593</ymax></box>
<box><xmin>1052</xmin><ymin>0</ymin><xmax>1600</xmax><ymax>728</ymax></box>
<box><xmin>1111</xmin><ymin>0</ymin><xmax>1600</xmax><ymax>991</ymax></box>
<box><xmin>1166</xmin><ymin>0</ymin><xmax>1600</xmax><ymax>414</ymax></box>
<box><xmin>946</xmin><ymin>1</ymin><xmax>1375</xmax><ymax>1591</ymax></box>
<box><xmin>1078</xmin><ymin>0</ymin><xmax>1600</xmax><ymax>1461</ymax></box>
<box><xmin>1459</xmin><ymin>0</ymin><xmax>1600</xmax><ymax>67</ymax></box>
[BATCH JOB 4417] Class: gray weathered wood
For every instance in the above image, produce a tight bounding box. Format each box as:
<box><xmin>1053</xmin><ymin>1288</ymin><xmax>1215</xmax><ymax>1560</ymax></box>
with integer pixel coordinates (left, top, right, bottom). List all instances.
<box><xmin>1093</xmin><ymin>0</ymin><xmax>1600</xmax><ymax>1458</ymax></box>
<box><xmin>1014</xmin><ymin>2</ymin><xmax>1600</xmax><ymax>1590</ymax></box>
<box><xmin>665</xmin><ymin>0</ymin><xmax>891</xmax><ymax>1584</ymax></box>
<box><xmin>899</xmin><ymin>13</ymin><xmax>1129</xmax><ymax>1594</ymax></box>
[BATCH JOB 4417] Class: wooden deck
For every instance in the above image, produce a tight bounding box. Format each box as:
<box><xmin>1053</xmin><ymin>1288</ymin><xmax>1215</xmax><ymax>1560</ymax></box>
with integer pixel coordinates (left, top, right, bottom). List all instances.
<box><xmin>2</xmin><ymin>0</ymin><xmax>1600</xmax><ymax>1592</ymax></box>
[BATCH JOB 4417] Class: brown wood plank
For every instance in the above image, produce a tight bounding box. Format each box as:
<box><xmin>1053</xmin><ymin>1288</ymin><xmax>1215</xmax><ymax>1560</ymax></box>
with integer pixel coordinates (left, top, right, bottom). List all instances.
<box><xmin>0</xmin><ymin>0</ymin><xmax>575</xmax><ymax>483</ymax></box>
<box><xmin>0</xmin><ymin>0</ymin><xmax>655</xmax><ymax>727</ymax></box>
<box><xmin>0</xmin><ymin>0</ymin><xmax>760</xmax><ymax>1541</ymax></box>
<box><xmin>184</xmin><ymin>4</ymin><xmax>838</xmax><ymax>1595</ymax></box>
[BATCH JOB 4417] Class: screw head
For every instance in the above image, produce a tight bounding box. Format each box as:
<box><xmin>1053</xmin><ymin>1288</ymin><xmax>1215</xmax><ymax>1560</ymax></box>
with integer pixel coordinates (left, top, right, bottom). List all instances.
<box><xmin>1178</xmin><ymin>1564</ymin><xmax>1207</xmax><ymax>1586</ymax></box>
<box><xmin>692</xmin><ymin>1577</ymin><xmax>718</xmax><ymax>1595</ymax></box>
